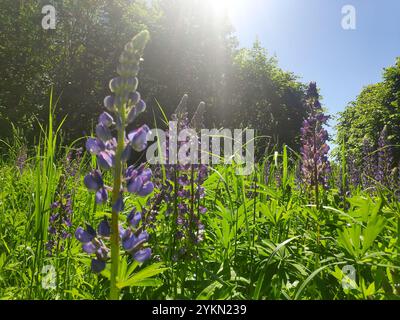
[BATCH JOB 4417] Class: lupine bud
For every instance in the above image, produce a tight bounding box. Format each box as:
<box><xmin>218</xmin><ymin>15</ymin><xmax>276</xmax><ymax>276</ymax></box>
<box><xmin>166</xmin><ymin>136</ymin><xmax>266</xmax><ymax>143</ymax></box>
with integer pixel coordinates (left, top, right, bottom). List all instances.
<box><xmin>125</xmin><ymin>77</ymin><xmax>138</xmax><ymax>92</ymax></box>
<box><xmin>128</xmin><ymin>92</ymin><xmax>141</xmax><ymax>105</ymax></box>
<box><xmin>98</xmin><ymin>219</ymin><xmax>111</xmax><ymax>237</ymax></box>
<box><xmin>119</xmin><ymin>51</ymin><xmax>140</xmax><ymax>65</ymax></box>
<box><xmin>128</xmin><ymin>125</ymin><xmax>151</xmax><ymax>152</ymax></box>
<box><xmin>117</xmin><ymin>63</ymin><xmax>140</xmax><ymax>77</ymax></box>
<box><xmin>109</xmin><ymin>77</ymin><xmax>123</xmax><ymax>93</ymax></box>
<box><xmin>130</xmin><ymin>30</ymin><xmax>150</xmax><ymax>54</ymax></box>
<box><xmin>91</xmin><ymin>259</ymin><xmax>106</xmax><ymax>273</ymax></box>
<box><xmin>99</xmin><ymin>112</ymin><xmax>114</xmax><ymax>127</ymax></box>
<box><xmin>136</xmin><ymin>100</ymin><xmax>146</xmax><ymax>113</ymax></box>
<box><xmin>104</xmin><ymin>95</ymin><xmax>115</xmax><ymax>111</ymax></box>
<box><xmin>96</xmin><ymin>123</ymin><xmax>112</xmax><ymax>142</ymax></box>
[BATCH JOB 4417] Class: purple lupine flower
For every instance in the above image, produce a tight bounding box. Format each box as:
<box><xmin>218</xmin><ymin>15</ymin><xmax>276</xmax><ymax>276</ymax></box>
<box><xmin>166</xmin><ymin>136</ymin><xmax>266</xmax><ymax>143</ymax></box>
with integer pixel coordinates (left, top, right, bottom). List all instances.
<box><xmin>127</xmin><ymin>98</ymin><xmax>146</xmax><ymax>124</ymax></box>
<box><xmin>86</xmin><ymin>138</ymin><xmax>105</xmax><ymax>155</ymax></box>
<box><xmin>264</xmin><ymin>160</ymin><xmax>271</xmax><ymax>186</ymax></box>
<box><xmin>75</xmin><ymin>223</ymin><xmax>110</xmax><ymax>273</ymax></box>
<box><xmin>126</xmin><ymin>165</ymin><xmax>154</xmax><ymax>196</ymax></box>
<box><xmin>128</xmin><ymin>125</ymin><xmax>151</xmax><ymax>152</ymax></box>
<box><xmin>96</xmin><ymin>123</ymin><xmax>113</xmax><ymax>142</ymax></box>
<box><xmin>84</xmin><ymin>170</ymin><xmax>108</xmax><ymax>204</ymax></box>
<box><xmin>95</xmin><ymin>187</ymin><xmax>108</xmax><ymax>204</ymax></box>
<box><xmin>123</xmin><ymin>231</ymin><xmax>149</xmax><ymax>253</ymax></box>
<box><xmin>112</xmin><ymin>195</ymin><xmax>125</xmax><ymax>213</ymax></box>
<box><xmin>76</xmin><ymin>31</ymin><xmax>153</xmax><ymax>279</ymax></box>
<box><xmin>119</xmin><ymin>212</ymin><xmax>151</xmax><ymax>263</ymax></box>
<box><xmin>300</xmin><ymin>82</ymin><xmax>331</xmax><ymax>192</ymax></box>
<box><xmin>149</xmin><ymin>95</ymin><xmax>209</xmax><ymax>261</ymax></box>
<box><xmin>133</xmin><ymin>248</ymin><xmax>152</xmax><ymax>263</ymax></box>
<box><xmin>347</xmin><ymin>153</ymin><xmax>361</xmax><ymax>187</ymax></box>
<box><xmin>376</xmin><ymin>126</ymin><xmax>394</xmax><ymax>187</ymax></box>
<box><xmin>127</xmin><ymin>209</ymin><xmax>142</xmax><ymax>227</ymax></box>
<box><xmin>104</xmin><ymin>96</ymin><xmax>115</xmax><ymax>111</ymax></box>
<box><xmin>97</xmin><ymin>150</ymin><xmax>114</xmax><ymax>170</ymax></box>
<box><xmin>64</xmin><ymin>147</ymin><xmax>83</xmax><ymax>178</ymax></box>
<box><xmin>84</xmin><ymin>170</ymin><xmax>104</xmax><ymax>191</ymax></box>
<box><xmin>361</xmin><ymin>136</ymin><xmax>378</xmax><ymax>188</ymax></box>
<box><xmin>99</xmin><ymin>112</ymin><xmax>114</xmax><ymax>127</ymax></box>
<box><xmin>47</xmin><ymin>148</ymin><xmax>83</xmax><ymax>256</ymax></box>
<box><xmin>98</xmin><ymin>218</ymin><xmax>111</xmax><ymax>237</ymax></box>
<box><xmin>16</xmin><ymin>145</ymin><xmax>28</xmax><ymax>174</ymax></box>
<box><xmin>46</xmin><ymin>188</ymin><xmax>74</xmax><ymax>256</ymax></box>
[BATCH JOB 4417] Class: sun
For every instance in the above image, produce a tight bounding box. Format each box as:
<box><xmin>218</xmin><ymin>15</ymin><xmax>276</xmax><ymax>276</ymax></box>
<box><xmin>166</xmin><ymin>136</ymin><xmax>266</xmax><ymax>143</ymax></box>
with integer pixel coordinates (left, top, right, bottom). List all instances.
<box><xmin>208</xmin><ymin>0</ymin><xmax>234</xmax><ymax>16</ymax></box>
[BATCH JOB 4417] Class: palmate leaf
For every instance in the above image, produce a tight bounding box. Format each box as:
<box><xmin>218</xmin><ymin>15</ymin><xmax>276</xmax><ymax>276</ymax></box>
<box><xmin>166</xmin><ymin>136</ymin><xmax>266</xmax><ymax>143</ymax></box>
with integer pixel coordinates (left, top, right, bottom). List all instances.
<box><xmin>116</xmin><ymin>262</ymin><xmax>168</xmax><ymax>289</ymax></box>
<box><xmin>336</xmin><ymin>196</ymin><xmax>387</xmax><ymax>260</ymax></box>
<box><xmin>361</xmin><ymin>211</ymin><xmax>387</xmax><ymax>255</ymax></box>
<box><xmin>253</xmin><ymin>236</ymin><xmax>300</xmax><ymax>299</ymax></box>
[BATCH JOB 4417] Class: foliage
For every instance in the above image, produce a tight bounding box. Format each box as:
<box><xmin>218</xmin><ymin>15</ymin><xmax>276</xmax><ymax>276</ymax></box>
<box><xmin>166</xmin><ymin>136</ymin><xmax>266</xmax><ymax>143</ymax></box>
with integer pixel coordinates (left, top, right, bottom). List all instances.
<box><xmin>1</xmin><ymin>115</ymin><xmax>399</xmax><ymax>299</ymax></box>
<box><xmin>0</xmin><ymin>0</ymin><xmax>306</xmax><ymax>155</ymax></box>
<box><xmin>336</xmin><ymin>57</ymin><xmax>400</xmax><ymax>164</ymax></box>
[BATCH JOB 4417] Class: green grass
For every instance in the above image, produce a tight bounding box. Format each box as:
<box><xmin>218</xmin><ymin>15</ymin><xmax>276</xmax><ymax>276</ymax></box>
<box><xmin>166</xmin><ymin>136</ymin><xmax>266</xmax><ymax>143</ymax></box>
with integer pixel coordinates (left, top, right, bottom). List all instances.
<box><xmin>0</xmin><ymin>111</ymin><xmax>399</xmax><ymax>300</ymax></box>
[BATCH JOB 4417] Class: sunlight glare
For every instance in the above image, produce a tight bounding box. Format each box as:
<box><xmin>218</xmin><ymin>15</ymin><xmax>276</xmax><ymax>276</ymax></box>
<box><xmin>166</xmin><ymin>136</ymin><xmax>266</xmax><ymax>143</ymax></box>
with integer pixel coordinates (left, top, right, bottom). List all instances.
<box><xmin>208</xmin><ymin>0</ymin><xmax>233</xmax><ymax>17</ymax></box>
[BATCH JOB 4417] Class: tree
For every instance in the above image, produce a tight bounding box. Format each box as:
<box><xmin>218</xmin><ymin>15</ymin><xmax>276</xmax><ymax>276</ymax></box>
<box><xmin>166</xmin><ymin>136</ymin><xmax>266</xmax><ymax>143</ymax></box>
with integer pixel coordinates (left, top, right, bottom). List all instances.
<box><xmin>0</xmin><ymin>0</ymin><xmax>308</xmax><ymax>158</ymax></box>
<box><xmin>223</xmin><ymin>41</ymin><xmax>307</xmax><ymax>156</ymax></box>
<box><xmin>336</xmin><ymin>57</ymin><xmax>400</xmax><ymax>165</ymax></box>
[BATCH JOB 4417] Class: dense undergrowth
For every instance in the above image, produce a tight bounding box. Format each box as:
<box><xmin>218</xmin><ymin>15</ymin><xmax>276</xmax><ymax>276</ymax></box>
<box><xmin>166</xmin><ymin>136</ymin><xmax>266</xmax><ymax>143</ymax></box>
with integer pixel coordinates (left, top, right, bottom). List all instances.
<box><xmin>0</xmin><ymin>117</ymin><xmax>399</xmax><ymax>300</ymax></box>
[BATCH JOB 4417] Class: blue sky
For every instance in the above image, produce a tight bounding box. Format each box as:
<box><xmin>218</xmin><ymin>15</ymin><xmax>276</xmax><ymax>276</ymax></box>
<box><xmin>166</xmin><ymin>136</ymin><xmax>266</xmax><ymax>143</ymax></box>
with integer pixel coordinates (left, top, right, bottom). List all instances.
<box><xmin>228</xmin><ymin>0</ymin><xmax>400</xmax><ymax>134</ymax></box>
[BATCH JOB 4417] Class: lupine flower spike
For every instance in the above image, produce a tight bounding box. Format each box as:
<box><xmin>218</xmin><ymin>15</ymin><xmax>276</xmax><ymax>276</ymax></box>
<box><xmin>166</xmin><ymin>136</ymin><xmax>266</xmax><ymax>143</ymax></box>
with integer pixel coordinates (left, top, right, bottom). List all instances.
<box><xmin>300</xmin><ymin>82</ymin><xmax>331</xmax><ymax>206</ymax></box>
<box><xmin>75</xmin><ymin>31</ymin><xmax>153</xmax><ymax>300</ymax></box>
<box><xmin>376</xmin><ymin>126</ymin><xmax>394</xmax><ymax>188</ymax></box>
<box><xmin>152</xmin><ymin>96</ymin><xmax>208</xmax><ymax>261</ymax></box>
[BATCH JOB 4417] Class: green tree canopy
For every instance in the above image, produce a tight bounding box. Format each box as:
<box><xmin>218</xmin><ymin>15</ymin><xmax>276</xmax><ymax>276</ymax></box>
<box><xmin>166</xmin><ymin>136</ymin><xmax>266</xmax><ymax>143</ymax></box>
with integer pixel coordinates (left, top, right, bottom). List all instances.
<box><xmin>1</xmin><ymin>0</ymin><xmax>308</xmax><ymax>156</ymax></box>
<box><xmin>336</xmin><ymin>57</ymin><xmax>400</xmax><ymax>164</ymax></box>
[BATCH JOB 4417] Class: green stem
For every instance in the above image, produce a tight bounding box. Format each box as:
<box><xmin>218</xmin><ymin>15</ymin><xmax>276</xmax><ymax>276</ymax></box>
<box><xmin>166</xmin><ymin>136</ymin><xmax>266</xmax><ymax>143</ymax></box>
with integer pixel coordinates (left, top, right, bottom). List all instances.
<box><xmin>110</xmin><ymin>104</ymin><xmax>126</xmax><ymax>300</ymax></box>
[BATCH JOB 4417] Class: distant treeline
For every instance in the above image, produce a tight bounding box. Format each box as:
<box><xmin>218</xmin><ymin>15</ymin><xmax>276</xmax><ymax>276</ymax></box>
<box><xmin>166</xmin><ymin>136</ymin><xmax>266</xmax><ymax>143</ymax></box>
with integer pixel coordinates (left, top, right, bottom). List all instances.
<box><xmin>336</xmin><ymin>57</ymin><xmax>400</xmax><ymax>165</ymax></box>
<box><xmin>0</xmin><ymin>0</ymin><xmax>308</xmax><ymax>156</ymax></box>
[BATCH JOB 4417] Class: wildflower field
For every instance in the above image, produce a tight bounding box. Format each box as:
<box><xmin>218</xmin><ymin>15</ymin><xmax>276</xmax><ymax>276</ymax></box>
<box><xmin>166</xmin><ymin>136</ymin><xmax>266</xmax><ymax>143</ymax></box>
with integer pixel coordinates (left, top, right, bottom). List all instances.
<box><xmin>1</xmin><ymin>1</ymin><xmax>400</xmax><ymax>302</ymax></box>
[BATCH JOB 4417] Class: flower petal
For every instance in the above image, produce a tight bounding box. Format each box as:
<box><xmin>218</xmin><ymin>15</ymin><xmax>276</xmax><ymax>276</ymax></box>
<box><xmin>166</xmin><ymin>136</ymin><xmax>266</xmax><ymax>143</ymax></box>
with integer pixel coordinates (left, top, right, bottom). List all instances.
<box><xmin>137</xmin><ymin>181</ymin><xmax>154</xmax><ymax>197</ymax></box>
<box><xmin>95</xmin><ymin>188</ymin><xmax>108</xmax><ymax>204</ymax></box>
<box><xmin>75</xmin><ymin>227</ymin><xmax>95</xmax><ymax>243</ymax></box>
<box><xmin>91</xmin><ymin>259</ymin><xmax>106</xmax><ymax>273</ymax></box>
<box><xmin>133</xmin><ymin>248</ymin><xmax>151</xmax><ymax>263</ymax></box>
<box><xmin>98</xmin><ymin>219</ymin><xmax>111</xmax><ymax>237</ymax></box>
<box><xmin>82</xmin><ymin>242</ymin><xmax>97</xmax><ymax>254</ymax></box>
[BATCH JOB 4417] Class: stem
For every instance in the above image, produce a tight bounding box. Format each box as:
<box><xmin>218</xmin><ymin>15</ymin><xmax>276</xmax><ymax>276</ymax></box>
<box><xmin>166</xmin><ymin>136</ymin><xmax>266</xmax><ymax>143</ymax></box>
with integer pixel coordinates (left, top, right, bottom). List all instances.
<box><xmin>110</xmin><ymin>104</ymin><xmax>126</xmax><ymax>300</ymax></box>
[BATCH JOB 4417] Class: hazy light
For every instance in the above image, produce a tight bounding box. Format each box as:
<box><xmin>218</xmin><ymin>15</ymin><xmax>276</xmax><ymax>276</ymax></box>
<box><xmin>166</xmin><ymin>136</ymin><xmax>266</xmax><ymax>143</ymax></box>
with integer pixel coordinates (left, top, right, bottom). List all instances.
<box><xmin>207</xmin><ymin>0</ymin><xmax>234</xmax><ymax>17</ymax></box>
